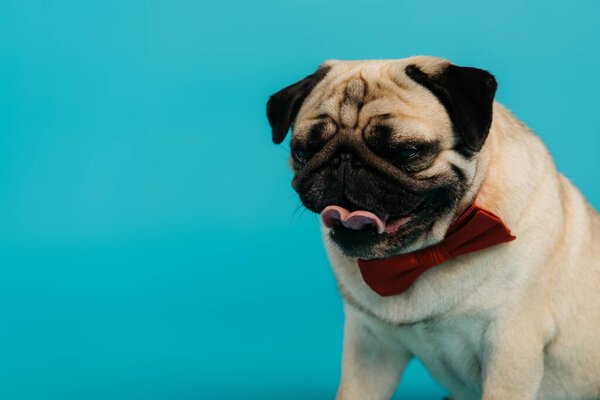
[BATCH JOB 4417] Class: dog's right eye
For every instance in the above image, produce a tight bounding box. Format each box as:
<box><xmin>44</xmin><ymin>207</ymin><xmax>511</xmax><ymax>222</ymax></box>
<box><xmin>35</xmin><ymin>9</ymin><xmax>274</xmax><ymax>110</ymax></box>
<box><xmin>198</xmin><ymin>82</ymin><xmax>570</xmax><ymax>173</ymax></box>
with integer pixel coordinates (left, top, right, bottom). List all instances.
<box><xmin>292</xmin><ymin>148</ymin><xmax>314</xmax><ymax>164</ymax></box>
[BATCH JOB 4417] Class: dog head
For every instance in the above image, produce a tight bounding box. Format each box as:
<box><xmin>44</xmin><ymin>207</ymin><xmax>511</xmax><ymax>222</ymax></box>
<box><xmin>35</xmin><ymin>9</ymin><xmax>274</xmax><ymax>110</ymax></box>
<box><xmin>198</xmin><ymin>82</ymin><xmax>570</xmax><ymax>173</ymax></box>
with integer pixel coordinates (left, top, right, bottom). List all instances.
<box><xmin>266</xmin><ymin>56</ymin><xmax>497</xmax><ymax>259</ymax></box>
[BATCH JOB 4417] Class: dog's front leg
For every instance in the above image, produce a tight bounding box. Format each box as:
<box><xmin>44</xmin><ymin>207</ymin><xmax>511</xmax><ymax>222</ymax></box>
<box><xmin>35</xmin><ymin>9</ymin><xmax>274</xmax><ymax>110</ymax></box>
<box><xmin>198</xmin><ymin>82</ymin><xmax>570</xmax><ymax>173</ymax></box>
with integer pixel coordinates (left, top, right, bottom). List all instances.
<box><xmin>480</xmin><ymin>314</ymin><xmax>548</xmax><ymax>400</ymax></box>
<box><xmin>336</xmin><ymin>309</ymin><xmax>411</xmax><ymax>400</ymax></box>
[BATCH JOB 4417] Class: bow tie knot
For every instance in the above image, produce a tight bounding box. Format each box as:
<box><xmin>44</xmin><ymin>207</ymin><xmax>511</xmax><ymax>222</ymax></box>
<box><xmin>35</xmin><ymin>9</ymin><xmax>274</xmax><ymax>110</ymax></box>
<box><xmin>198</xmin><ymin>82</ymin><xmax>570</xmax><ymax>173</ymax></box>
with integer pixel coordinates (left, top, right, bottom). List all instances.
<box><xmin>416</xmin><ymin>242</ymin><xmax>452</xmax><ymax>269</ymax></box>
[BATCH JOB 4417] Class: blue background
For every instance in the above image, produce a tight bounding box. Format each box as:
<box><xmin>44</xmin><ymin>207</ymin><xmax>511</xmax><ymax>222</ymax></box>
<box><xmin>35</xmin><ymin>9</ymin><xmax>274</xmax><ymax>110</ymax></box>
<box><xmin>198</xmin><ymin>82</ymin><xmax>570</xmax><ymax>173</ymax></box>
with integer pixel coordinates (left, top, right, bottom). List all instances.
<box><xmin>1</xmin><ymin>1</ymin><xmax>599</xmax><ymax>399</ymax></box>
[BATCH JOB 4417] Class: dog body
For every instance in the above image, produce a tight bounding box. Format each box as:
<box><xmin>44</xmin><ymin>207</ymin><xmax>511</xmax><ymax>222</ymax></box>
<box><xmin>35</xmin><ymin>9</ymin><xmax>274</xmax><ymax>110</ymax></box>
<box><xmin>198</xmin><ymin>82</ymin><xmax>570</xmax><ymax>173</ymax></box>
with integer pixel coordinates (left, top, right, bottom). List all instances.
<box><xmin>266</xmin><ymin>57</ymin><xmax>600</xmax><ymax>399</ymax></box>
<box><xmin>328</xmin><ymin>102</ymin><xmax>600</xmax><ymax>400</ymax></box>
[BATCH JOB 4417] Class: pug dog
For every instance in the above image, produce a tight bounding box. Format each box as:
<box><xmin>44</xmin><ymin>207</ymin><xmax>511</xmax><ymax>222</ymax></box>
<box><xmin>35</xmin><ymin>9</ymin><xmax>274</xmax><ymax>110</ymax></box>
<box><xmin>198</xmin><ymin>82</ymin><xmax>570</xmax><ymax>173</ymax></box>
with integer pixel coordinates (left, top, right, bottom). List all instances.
<box><xmin>265</xmin><ymin>56</ymin><xmax>600</xmax><ymax>400</ymax></box>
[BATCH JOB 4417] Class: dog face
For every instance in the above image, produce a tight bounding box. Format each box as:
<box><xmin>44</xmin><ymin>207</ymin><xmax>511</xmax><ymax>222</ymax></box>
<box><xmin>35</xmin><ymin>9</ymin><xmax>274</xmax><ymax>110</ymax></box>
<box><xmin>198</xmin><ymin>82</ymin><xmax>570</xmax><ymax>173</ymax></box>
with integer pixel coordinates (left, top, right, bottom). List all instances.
<box><xmin>267</xmin><ymin>56</ymin><xmax>497</xmax><ymax>259</ymax></box>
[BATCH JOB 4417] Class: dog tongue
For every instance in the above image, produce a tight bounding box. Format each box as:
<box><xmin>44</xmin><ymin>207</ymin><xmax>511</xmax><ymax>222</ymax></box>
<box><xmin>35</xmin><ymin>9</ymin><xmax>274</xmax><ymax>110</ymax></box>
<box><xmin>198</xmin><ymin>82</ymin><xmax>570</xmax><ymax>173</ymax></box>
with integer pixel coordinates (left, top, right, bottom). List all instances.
<box><xmin>321</xmin><ymin>205</ymin><xmax>387</xmax><ymax>234</ymax></box>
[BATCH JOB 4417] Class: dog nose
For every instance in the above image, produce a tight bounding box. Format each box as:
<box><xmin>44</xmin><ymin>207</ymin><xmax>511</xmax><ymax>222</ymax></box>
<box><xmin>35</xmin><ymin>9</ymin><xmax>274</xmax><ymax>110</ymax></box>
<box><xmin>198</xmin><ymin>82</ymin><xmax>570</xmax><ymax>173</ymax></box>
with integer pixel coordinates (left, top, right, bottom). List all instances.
<box><xmin>330</xmin><ymin>152</ymin><xmax>362</xmax><ymax>168</ymax></box>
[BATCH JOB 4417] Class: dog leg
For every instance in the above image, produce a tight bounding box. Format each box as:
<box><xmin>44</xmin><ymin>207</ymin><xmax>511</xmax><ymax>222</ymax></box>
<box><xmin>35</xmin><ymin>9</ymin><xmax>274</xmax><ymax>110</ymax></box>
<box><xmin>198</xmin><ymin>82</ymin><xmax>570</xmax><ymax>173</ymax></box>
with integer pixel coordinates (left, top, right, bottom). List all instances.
<box><xmin>480</xmin><ymin>314</ymin><xmax>548</xmax><ymax>400</ymax></box>
<box><xmin>336</xmin><ymin>311</ymin><xmax>410</xmax><ymax>400</ymax></box>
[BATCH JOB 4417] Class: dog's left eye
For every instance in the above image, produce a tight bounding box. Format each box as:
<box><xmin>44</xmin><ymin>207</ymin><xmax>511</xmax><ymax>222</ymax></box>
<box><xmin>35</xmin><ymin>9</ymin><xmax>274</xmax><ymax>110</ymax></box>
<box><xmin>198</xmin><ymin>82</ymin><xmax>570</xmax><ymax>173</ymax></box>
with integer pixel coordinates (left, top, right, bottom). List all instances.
<box><xmin>397</xmin><ymin>147</ymin><xmax>419</xmax><ymax>159</ymax></box>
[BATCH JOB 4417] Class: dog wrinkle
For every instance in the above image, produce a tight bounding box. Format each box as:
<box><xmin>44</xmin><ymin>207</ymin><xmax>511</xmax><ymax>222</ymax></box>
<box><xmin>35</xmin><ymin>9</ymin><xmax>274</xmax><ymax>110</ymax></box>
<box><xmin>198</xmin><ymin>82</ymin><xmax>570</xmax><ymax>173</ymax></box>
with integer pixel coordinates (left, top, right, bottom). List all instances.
<box><xmin>340</xmin><ymin>78</ymin><xmax>367</xmax><ymax>129</ymax></box>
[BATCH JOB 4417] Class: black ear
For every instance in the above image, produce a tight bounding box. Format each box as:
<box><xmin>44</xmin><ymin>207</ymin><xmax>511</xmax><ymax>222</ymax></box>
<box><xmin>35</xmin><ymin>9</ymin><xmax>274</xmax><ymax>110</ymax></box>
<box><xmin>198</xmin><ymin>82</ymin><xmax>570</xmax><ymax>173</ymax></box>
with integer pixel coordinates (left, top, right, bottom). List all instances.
<box><xmin>266</xmin><ymin>66</ymin><xmax>331</xmax><ymax>144</ymax></box>
<box><xmin>405</xmin><ymin>63</ymin><xmax>497</xmax><ymax>152</ymax></box>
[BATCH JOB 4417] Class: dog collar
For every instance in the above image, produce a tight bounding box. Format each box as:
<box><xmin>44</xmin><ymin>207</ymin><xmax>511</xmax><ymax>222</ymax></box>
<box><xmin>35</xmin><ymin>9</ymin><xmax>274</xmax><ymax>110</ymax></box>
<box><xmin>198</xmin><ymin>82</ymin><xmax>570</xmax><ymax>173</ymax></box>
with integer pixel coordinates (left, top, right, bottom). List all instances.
<box><xmin>357</xmin><ymin>204</ymin><xmax>516</xmax><ymax>296</ymax></box>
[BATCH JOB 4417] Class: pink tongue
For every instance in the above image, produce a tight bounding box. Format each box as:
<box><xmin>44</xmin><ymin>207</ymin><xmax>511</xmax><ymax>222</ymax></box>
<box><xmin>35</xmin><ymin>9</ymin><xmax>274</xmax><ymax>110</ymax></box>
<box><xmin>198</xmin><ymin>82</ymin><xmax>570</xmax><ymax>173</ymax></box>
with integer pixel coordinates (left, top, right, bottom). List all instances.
<box><xmin>321</xmin><ymin>205</ymin><xmax>387</xmax><ymax>234</ymax></box>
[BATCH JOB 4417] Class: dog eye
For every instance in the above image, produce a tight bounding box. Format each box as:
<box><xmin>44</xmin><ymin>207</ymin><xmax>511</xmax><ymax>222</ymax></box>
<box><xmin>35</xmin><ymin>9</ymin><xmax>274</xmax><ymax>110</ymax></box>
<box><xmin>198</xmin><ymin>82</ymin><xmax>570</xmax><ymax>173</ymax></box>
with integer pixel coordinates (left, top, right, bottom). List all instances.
<box><xmin>397</xmin><ymin>147</ymin><xmax>419</xmax><ymax>159</ymax></box>
<box><xmin>293</xmin><ymin>148</ymin><xmax>314</xmax><ymax>163</ymax></box>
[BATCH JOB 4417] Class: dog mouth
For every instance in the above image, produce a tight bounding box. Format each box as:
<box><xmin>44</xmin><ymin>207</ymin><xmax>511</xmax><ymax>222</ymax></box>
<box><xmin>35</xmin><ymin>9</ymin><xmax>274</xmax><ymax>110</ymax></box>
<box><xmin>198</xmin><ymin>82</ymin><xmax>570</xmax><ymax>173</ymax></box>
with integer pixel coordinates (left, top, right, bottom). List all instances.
<box><xmin>319</xmin><ymin>200</ymin><xmax>432</xmax><ymax>259</ymax></box>
<box><xmin>321</xmin><ymin>204</ymin><xmax>419</xmax><ymax>235</ymax></box>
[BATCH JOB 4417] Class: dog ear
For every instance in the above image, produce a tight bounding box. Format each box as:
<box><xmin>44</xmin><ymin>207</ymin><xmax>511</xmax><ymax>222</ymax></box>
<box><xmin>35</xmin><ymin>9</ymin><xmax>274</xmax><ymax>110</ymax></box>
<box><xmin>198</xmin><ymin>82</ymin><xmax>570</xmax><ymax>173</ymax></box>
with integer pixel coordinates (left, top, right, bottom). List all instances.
<box><xmin>405</xmin><ymin>63</ymin><xmax>497</xmax><ymax>152</ymax></box>
<box><xmin>266</xmin><ymin>66</ymin><xmax>331</xmax><ymax>144</ymax></box>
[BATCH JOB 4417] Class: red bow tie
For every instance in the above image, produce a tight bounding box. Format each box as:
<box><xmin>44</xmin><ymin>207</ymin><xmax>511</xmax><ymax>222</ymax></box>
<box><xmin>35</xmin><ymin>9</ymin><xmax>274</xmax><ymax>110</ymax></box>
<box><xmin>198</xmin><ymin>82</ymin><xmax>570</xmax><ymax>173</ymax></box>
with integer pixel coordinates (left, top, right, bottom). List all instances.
<box><xmin>357</xmin><ymin>204</ymin><xmax>516</xmax><ymax>297</ymax></box>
